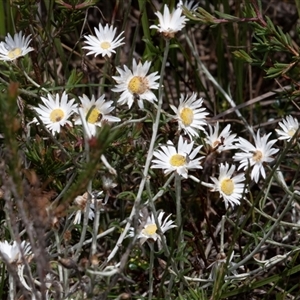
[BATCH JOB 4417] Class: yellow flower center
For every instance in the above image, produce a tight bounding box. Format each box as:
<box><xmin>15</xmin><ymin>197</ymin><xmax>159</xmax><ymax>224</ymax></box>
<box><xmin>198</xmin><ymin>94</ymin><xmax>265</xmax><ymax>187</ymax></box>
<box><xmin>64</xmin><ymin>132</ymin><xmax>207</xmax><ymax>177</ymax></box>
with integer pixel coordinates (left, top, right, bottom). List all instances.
<box><xmin>142</xmin><ymin>224</ymin><xmax>157</xmax><ymax>236</ymax></box>
<box><xmin>87</xmin><ymin>108</ymin><xmax>102</xmax><ymax>124</ymax></box>
<box><xmin>180</xmin><ymin>107</ymin><xmax>194</xmax><ymax>126</ymax></box>
<box><xmin>220</xmin><ymin>178</ymin><xmax>234</xmax><ymax>195</ymax></box>
<box><xmin>128</xmin><ymin>76</ymin><xmax>148</xmax><ymax>95</ymax></box>
<box><xmin>7</xmin><ymin>48</ymin><xmax>22</xmax><ymax>59</ymax></box>
<box><xmin>170</xmin><ymin>154</ymin><xmax>186</xmax><ymax>167</ymax></box>
<box><xmin>252</xmin><ymin>150</ymin><xmax>263</xmax><ymax>162</ymax></box>
<box><xmin>100</xmin><ymin>41</ymin><xmax>111</xmax><ymax>50</ymax></box>
<box><xmin>288</xmin><ymin>128</ymin><xmax>296</xmax><ymax>137</ymax></box>
<box><xmin>50</xmin><ymin>108</ymin><xmax>65</xmax><ymax>122</ymax></box>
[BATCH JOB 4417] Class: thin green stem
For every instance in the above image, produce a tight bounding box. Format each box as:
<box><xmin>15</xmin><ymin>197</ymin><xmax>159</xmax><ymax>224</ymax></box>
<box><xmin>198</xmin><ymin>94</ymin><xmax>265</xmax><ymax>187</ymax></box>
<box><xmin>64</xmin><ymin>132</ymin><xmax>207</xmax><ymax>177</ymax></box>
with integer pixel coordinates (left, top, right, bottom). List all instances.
<box><xmin>22</xmin><ymin>69</ymin><xmax>49</xmax><ymax>93</ymax></box>
<box><xmin>74</xmin><ymin>109</ymin><xmax>93</xmax><ymax>261</ymax></box>
<box><xmin>144</xmin><ymin>173</ymin><xmax>175</xmax><ymax>205</ymax></box>
<box><xmin>148</xmin><ymin>242</ymin><xmax>154</xmax><ymax>300</ymax></box>
<box><xmin>91</xmin><ymin>198</ymin><xmax>101</xmax><ymax>259</ymax></box>
<box><xmin>184</xmin><ymin>34</ymin><xmax>254</xmax><ymax>139</ymax></box>
<box><xmin>9</xmin><ymin>273</ymin><xmax>15</xmax><ymax>300</ymax></box>
<box><xmin>220</xmin><ymin>215</ymin><xmax>225</xmax><ymax>253</ymax></box>
<box><xmin>175</xmin><ymin>173</ymin><xmax>183</xmax><ymax>293</ymax></box>
<box><xmin>226</xmin><ymin>216</ymin><xmax>296</xmax><ymax>250</ymax></box>
<box><xmin>99</xmin><ymin>59</ymin><xmax>110</xmax><ymax>95</ymax></box>
<box><xmin>145</xmin><ymin>178</ymin><xmax>188</xmax><ymax>286</ymax></box>
<box><xmin>175</xmin><ymin>174</ymin><xmax>182</xmax><ymax>233</ymax></box>
<box><xmin>229</xmin><ymin>191</ymin><xmax>298</xmax><ymax>272</ymax></box>
<box><xmin>107</xmin><ymin>39</ymin><xmax>170</xmax><ymax>262</ymax></box>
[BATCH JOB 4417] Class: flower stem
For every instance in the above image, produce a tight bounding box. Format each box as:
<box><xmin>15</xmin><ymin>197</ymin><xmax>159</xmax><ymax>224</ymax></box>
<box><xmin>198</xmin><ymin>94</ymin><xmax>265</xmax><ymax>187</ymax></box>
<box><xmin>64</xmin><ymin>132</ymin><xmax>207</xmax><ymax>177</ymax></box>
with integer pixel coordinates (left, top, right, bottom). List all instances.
<box><xmin>9</xmin><ymin>273</ymin><xmax>15</xmax><ymax>300</ymax></box>
<box><xmin>145</xmin><ymin>178</ymin><xmax>188</xmax><ymax>287</ymax></box>
<box><xmin>148</xmin><ymin>242</ymin><xmax>154</xmax><ymax>300</ymax></box>
<box><xmin>175</xmin><ymin>173</ymin><xmax>183</xmax><ymax>293</ymax></box>
<box><xmin>74</xmin><ymin>110</ymin><xmax>93</xmax><ymax>261</ymax></box>
<box><xmin>188</xmin><ymin>175</ymin><xmax>214</xmax><ymax>188</ymax></box>
<box><xmin>22</xmin><ymin>69</ymin><xmax>49</xmax><ymax>93</ymax></box>
<box><xmin>184</xmin><ymin>34</ymin><xmax>254</xmax><ymax>139</ymax></box>
<box><xmin>91</xmin><ymin>198</ymin><xmax>101</xmax><ymax>260</ymax></box>
<box><xmin>175</xmin><ymin>174</ymin><xmax>182</xmax><ymax>238</ymax></box>
<box><xmin>229</xmin><ymin>190</ymin><xmax>299</xmax><ymax>272</ymax></box>
<box><xmin>107</xmin><ymin>39</ymin><xmax>170</xmax><ymax>262</ymax></box>
<box><xmin>220</xmin><ymin>215</ymin><xmax>225</xmax><ymax>253</ymax></box>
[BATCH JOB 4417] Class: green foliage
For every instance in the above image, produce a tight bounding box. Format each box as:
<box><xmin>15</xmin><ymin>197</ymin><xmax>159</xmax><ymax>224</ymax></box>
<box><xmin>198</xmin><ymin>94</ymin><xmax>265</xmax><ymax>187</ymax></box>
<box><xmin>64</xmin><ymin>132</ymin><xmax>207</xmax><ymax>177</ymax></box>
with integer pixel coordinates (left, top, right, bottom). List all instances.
<box><xmin>1</xmin><ymin>0</ymin><xmax>300</xmax><ymax>299</ymax></box>
<box><xmin>55</xmin><ymin>0</ymin><xmax>99</xmax><ymax>10</ymax></box>
<box><xmin>177</xmin><ymin>287</ymin><xmax>207</xmax><ymax>300</ymax></box>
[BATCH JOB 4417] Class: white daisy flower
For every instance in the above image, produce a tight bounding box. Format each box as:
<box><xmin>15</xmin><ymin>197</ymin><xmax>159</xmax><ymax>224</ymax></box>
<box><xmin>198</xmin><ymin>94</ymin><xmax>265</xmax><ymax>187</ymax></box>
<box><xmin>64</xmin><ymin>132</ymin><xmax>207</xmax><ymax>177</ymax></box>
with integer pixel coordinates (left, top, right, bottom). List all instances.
<box><xmin>0</xmin><ymin>31</ymin><xmax>34</xmax><ymax>61</ymax></box>
<box><xmin>177</xmin><ymin>0</ymin><xmax>199</xmax><ymax>11</ymax></box>
<box><xmin>233</xmin><ymin>130</ymin><xmax>279</xmax><ymax>183</ymax></box>
<box><xmin>33</xmin><ymin>92</ymin><xmax>77</xmax><ymax>135</ymax></box>
<box><xmin>170</xmin><ymin>93</ymin><xmax>208</xmax><ymax>138</ymax></box>
<box><xmin>151</xmin><ymin>135</ymin><xmax>203</xmax><ymax>178</ymax></box>
<box><xmin>205</xmin><ymin>122</ymin><xmax>237</xmax><ymax>152</ymax></box>
<box><xmin>0</xmin><ymin>241</ymin><xmax>33</xmax><ymax>293</ymax></box>
<box><xmin>0</xmin><ymin>241</ymin><xmax>31</xmax><ymax>264</ymax></box>
<box><xmin>74</xmin><ymin>94</ymin><xmax>120</xmax><ymax>136</ymax></box>
<box><xmin>83</xmin><ymin>23</ymin><xmax>125</xmax><ymax>58</ymax></box>
<box><xmin>210</xmin><ymin>163</ymin><xmax>246</xmax><ymax>209</ymax></box>
<box><xmin>112</xmin><ymin>59</ymin><xmax>160</xmax><ymax>109</ymax></box>
<box><xmin>102</xmin><ymin>175</ymin><xmax>117</xmax><ymax>192</ymax></box>
<box><xmin>129</xmin><ymin>211</ymin><xmax>176</xmax><ymax>245</ymax></box>
<box><xmin>150</xmin><ymin>4</ymin><xmax>187</xmax><ymax>38</ymax></box>
<box><xmin>275</xmin><ymin>115</ymin><xmax>299</xmax><ymax>141</ymax></box>
<box><xmin>72</xmin><ymin>192</ymin><xmax>103</xmax><ymax>225</ymax></box>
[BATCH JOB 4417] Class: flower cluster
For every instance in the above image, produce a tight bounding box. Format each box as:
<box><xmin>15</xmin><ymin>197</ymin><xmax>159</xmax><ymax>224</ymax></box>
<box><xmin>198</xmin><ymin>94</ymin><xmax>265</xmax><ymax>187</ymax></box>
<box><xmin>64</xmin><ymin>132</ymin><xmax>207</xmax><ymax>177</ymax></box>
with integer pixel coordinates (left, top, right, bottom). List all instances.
<box><xmin>31</xmin><ymin>91</ymin><xmax>120</xmax><ymax>136</ymax></box>
<box><xmin>1</xmin><ymin>2</ymin><xmax>299</xmax><ymax>297</ymax></box>
<box><xmin>3</xmin><ymin>3</ymin><xmax>287</xmax><ymax>219</ymax></box>
<box><xmin>150</xmin><ymin>91</ymin><xmax>292</xmax><ymax>209</ymax></box>
<box><xmin>150</xmin><ymin>109</ymin><xmax>284</xmax><ymax>208</ymax></box>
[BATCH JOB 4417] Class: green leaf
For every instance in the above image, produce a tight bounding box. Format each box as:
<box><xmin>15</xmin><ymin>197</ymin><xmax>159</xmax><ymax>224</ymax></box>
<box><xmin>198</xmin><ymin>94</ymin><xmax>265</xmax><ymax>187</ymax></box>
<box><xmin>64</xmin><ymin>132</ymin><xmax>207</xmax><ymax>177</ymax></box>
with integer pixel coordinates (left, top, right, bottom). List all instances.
<box><xmin>265</xmin><ymin>62</ymin><xmax>296</xmax><ymax>78</ymax></box>
<box><xmin>232</xmin><ymin>50</ymin><xmax>253</xmax><ymax>63</ymax></box>
<box><xmin>65</xmin><ymin>69</ymin><xmax>84</xmax><ymax>91</ymax></box>
<box><xmin>192</xmin><ymin>7</ymin><xmax>216</xmax><ymax>24</ymax></box>
<box><xmin>214</xmin><ymin>10</ymin><xmax>239</xmax><ymax>21</ymax></box>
